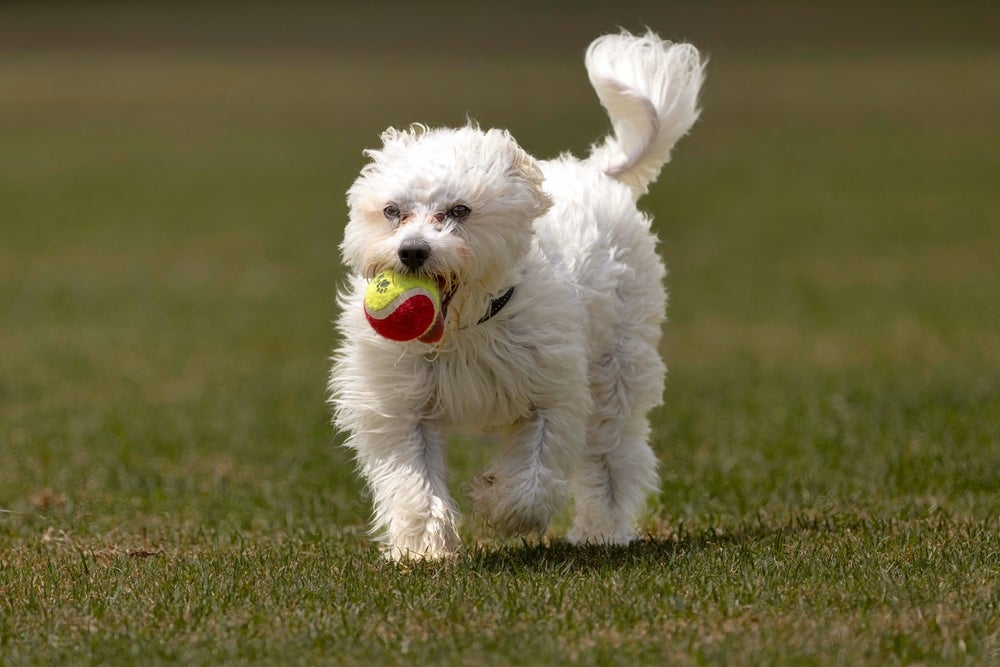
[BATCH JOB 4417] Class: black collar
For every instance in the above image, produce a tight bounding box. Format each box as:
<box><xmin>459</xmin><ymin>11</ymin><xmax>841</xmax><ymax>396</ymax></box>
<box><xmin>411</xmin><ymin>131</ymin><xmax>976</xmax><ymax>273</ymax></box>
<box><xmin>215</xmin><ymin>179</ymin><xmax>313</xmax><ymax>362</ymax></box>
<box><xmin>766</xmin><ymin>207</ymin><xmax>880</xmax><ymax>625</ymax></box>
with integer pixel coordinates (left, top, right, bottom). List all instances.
<box><xmin>477</xmin><ymin>286</ymin><xmax>515</xmax><ymax>325</ymax></box>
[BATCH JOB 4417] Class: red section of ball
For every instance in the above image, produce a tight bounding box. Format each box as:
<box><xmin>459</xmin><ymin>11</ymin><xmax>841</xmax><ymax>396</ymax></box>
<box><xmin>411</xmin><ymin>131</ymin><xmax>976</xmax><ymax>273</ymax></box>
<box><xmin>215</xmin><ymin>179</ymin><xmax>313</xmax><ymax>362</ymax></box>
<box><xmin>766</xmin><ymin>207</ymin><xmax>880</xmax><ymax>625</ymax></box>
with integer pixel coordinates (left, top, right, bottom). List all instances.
<box><xmin>417</xmin><ymin>311</ymin><xmax>445</xmax><ymax>344</ymax></box>
<box><xmin>365</xmin><ymin>293</ymin><xmax>436</xmax><ymax>342</ymax></box>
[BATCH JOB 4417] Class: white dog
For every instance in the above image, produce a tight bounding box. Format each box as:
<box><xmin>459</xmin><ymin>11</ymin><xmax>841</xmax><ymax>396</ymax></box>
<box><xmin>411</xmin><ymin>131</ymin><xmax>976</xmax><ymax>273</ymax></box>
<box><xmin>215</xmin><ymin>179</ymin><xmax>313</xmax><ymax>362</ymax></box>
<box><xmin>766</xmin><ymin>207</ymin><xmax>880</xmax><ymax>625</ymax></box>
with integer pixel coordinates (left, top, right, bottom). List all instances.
<box><xmin>329</xmin><ymin>30</ymin><xmax>703</xmax><ymax>560</ymax></box>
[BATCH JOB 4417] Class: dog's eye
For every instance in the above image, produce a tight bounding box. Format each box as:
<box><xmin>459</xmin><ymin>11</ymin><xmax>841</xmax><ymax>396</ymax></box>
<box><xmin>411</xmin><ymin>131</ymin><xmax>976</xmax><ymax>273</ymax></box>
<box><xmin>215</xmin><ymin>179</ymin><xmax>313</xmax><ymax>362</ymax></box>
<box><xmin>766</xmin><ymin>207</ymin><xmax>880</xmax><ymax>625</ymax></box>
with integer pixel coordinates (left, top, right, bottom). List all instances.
<box><xmin>448</xmin><ymin>205</ymin><xmax>471</xmax><ymax>220</ymax></box>
<box><xmin>382</xmin><ymin>204</ymin><xmax>401</xmax><ymax>221</ymax></box>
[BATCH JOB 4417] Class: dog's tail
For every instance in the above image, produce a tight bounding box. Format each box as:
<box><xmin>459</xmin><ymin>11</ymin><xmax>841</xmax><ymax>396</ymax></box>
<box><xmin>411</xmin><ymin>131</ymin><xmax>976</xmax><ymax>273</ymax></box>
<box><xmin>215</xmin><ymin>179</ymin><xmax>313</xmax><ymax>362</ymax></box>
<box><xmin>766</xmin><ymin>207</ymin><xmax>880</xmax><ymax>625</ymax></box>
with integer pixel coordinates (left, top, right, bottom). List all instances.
<box><xmin>585</xmin><ymin>30</ymin><xmax>705</xmax><ymax>200</ymax></box>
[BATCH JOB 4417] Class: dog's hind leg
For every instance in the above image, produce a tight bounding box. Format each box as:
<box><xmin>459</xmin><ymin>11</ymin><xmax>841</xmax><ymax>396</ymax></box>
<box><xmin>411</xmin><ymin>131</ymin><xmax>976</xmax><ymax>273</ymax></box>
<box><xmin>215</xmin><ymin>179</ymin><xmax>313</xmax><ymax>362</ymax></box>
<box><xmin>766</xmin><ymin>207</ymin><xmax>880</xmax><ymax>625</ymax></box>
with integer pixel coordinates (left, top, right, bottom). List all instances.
<box><xmin>470</xmin><ymin>408</ymin><xmax>583</xmax><ymax>540</ymax></box>
<box><xmin>568</xmin><ymin>337</ymin><xmax>665</xmax><ymax>545</ymax></box>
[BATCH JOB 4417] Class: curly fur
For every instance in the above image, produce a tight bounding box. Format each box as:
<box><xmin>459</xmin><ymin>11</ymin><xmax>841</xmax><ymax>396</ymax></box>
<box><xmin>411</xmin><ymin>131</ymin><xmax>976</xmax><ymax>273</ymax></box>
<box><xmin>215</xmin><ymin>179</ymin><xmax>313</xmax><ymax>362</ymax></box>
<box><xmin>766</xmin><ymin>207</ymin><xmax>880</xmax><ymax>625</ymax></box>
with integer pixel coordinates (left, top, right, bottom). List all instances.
<box><xmin>329</xmin><ymin>30</ymin><xmax>704</xmax><ymax>560</ymax></box>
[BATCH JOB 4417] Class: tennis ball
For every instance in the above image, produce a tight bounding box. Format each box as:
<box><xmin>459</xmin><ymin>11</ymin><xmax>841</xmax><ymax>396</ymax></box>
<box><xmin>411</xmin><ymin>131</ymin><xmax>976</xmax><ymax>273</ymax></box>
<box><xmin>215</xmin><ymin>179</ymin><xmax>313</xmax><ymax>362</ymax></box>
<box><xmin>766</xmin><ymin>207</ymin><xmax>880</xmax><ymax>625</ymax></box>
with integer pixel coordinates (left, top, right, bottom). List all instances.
<box><xmin>364</xmin><ymin>269</ymin><xmax>443</xmax><ymax>343</ymax></box>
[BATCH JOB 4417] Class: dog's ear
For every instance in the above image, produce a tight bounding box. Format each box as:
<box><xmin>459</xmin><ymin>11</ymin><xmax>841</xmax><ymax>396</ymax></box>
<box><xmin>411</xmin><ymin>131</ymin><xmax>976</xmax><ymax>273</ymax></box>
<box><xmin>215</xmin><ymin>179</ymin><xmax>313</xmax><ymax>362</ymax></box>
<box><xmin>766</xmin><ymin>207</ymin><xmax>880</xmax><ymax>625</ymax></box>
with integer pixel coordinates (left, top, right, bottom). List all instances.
<box><xmin>514</xmin><ymin>148</ymin><xmax>553</xmax><ymax>220</ymax></box>
<box><xmin>488</xmin><ymin>129</ymin><xmax>553</xmax><ymax>221</ymax></box>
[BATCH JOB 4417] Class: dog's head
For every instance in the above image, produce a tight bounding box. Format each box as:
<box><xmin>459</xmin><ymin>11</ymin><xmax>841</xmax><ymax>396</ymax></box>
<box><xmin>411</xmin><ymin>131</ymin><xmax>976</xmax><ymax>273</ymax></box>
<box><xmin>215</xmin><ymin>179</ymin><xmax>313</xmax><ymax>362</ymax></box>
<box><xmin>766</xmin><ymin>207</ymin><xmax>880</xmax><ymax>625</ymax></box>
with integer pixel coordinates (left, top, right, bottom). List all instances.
<box><xmin>343</xmin><ymin>124</ymin><xmax>551</xmax><ymax>326</ymax></box>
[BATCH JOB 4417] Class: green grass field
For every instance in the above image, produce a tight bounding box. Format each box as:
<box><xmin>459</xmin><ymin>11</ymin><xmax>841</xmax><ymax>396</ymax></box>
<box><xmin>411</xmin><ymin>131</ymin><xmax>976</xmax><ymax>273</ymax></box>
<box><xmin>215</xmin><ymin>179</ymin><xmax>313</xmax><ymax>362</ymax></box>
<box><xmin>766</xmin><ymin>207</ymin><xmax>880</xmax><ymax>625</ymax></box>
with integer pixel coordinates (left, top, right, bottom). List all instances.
<box><xmin>2</xmin><ymin>3</ymin><xmax>998</xmax><ymax>665</ymax></box>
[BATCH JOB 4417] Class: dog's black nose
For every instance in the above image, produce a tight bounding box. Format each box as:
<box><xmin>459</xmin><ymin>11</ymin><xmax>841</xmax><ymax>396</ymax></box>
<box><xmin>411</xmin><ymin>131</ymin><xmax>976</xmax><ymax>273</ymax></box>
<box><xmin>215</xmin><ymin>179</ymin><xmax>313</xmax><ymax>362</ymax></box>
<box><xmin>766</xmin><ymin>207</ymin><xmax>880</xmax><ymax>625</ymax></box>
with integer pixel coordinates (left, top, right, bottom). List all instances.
<box><xmin>398</xmin><ymin>239</ymin><xmax>431</xmax><ymax>270</ymax></box>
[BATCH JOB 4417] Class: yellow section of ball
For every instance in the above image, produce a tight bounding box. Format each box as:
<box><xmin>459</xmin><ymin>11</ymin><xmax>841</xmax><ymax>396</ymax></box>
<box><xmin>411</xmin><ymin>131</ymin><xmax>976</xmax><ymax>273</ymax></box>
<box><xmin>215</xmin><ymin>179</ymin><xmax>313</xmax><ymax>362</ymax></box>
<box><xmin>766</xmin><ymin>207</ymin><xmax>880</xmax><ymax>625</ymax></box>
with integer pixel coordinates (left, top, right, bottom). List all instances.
<box><xmin>364</xmin><ymin>269</ymin><xmax>440</xmax><ymax>314</ymax></box>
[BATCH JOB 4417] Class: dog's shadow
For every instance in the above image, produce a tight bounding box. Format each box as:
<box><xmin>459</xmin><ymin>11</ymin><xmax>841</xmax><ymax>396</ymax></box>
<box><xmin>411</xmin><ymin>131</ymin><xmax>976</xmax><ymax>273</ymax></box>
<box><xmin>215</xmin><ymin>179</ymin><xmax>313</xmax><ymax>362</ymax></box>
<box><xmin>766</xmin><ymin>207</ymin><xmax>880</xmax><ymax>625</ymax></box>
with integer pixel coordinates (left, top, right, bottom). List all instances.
<box><xmin>444</xmin><ymin>512</ymin><xmax>859</xmax><ymax>574</ymax></box>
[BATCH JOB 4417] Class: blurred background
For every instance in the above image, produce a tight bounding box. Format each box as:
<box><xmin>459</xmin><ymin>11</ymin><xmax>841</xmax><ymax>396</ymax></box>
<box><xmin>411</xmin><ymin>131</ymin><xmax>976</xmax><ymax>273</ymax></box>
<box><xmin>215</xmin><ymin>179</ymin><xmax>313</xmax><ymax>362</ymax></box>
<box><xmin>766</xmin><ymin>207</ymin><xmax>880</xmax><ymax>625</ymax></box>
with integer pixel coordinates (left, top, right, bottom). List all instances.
<box><xmin>1</xmin><ymin>1</ymin><xmax>997</xmax><ymax>534</ymax></box>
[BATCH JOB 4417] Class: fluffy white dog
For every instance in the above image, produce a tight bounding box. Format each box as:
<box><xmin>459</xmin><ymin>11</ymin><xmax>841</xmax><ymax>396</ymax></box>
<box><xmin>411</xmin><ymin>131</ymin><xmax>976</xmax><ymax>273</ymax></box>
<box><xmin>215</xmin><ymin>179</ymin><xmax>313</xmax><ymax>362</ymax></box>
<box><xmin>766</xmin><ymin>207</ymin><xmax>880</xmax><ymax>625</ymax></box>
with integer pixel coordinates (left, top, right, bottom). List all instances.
<box><xmin>329</xmin><ymin>30</ymin><xmax>704</xmax><ymax>560</ymax></box>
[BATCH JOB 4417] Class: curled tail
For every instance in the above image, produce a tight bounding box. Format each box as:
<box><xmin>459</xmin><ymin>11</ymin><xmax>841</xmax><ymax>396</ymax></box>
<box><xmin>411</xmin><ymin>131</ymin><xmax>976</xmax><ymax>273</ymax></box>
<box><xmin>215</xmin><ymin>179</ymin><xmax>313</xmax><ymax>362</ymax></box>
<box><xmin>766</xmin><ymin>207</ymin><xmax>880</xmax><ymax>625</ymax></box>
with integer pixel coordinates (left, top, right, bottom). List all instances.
<box><xmin>585</xmin><ymin>30</ymin><xmax>705</xmax><ymax>200</ymax></box>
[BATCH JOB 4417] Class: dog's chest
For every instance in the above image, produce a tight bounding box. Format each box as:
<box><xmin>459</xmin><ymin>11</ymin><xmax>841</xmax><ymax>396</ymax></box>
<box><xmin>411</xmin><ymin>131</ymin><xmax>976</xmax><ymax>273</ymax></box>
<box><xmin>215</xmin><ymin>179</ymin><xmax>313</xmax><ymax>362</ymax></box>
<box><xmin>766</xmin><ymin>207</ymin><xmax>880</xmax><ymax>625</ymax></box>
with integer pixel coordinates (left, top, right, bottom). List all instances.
<box><xmin>432</xmin><ymin>346</ymin><xmax>532</xmax><ymax>429</ymax></box>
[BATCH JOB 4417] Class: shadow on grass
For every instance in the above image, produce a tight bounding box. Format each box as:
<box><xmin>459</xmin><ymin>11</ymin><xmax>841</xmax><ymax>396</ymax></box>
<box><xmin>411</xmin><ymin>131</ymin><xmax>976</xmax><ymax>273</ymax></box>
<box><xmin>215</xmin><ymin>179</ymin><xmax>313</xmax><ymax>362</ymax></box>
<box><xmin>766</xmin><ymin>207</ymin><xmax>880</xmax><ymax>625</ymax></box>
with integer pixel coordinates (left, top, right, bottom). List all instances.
<box><xmin>412</xmin><ymin>511</ymin><xmax>873</xmax><ymax>574</ymax></box>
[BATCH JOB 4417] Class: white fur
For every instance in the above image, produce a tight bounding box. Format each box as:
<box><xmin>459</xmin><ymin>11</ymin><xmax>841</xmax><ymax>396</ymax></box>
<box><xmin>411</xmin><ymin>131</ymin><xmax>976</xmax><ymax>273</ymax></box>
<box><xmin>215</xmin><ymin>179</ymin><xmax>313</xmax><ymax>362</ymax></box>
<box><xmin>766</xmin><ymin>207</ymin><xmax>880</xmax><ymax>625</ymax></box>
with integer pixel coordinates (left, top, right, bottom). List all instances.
<box><xmin>329</xmin><ymin>30</ymin><xmax>704</xmax><ymax>560</ymax></box>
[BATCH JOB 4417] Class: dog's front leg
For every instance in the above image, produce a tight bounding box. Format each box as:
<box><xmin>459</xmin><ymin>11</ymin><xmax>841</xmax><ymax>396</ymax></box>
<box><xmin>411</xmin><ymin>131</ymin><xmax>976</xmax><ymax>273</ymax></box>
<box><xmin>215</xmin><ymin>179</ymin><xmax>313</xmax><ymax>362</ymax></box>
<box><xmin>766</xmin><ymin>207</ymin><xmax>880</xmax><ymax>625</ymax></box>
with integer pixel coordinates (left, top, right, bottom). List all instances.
<box><xmin>356</xmin><ymin>418</ymin><xmax>460</xmax><ymax>560</ymax></box>
<box><xmin>470</xmin><ymin>408</ymin><xmax>581</xmax><ymax>539</ymax></box>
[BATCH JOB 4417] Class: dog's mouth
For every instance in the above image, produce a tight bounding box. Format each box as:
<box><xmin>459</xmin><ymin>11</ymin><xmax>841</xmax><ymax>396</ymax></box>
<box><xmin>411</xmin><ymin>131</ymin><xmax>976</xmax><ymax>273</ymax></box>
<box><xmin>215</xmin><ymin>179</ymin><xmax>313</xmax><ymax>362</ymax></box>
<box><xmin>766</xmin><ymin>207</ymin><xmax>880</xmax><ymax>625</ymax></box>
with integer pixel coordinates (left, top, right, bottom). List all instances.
<box><xmin>435</xmin><ymin>275</ymin><xmax>459</xmax><ymax>318</ymax></box>
<box><xmin>411</xmin><ymin>274</ymin><xmax>458</xmax><ymax>345</ymax></box>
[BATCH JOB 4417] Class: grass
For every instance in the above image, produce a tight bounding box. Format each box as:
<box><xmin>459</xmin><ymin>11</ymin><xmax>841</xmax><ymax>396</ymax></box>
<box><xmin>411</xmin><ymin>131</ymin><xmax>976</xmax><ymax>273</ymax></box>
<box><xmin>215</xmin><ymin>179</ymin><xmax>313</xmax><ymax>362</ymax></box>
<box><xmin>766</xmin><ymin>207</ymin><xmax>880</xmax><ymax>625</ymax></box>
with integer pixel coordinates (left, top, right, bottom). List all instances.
<box><xmin>2</xmin><ymin>3</ymin><xmax>999</xmax><ymax>665</ymax></box>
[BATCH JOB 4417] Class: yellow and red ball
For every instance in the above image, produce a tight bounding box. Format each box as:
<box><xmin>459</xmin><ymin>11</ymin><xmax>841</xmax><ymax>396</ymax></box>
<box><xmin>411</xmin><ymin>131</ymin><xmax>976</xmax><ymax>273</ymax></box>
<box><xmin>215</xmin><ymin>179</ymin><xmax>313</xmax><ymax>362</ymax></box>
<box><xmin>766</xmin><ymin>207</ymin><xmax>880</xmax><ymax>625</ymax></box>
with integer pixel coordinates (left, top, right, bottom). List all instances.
<box><xmin>364</xmin><ymin>269</ymin><xmax>444</xmax><ymax>343</ymax></box>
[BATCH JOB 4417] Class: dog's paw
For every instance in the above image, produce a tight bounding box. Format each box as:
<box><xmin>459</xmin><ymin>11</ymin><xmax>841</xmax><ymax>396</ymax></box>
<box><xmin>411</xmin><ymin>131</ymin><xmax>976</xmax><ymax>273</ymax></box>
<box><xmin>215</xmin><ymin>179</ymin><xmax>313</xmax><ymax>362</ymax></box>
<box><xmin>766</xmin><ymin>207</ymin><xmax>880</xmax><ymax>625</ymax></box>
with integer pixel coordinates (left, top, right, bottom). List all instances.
<box><xmin>469</xmin><ymin>468</ymin><xmax>567</xmax><ymax>538</ymax></box>
<box><xmin>381</xmin><ymin>503</ymin><xmax>461</xmax><ymax>562</ymax></box>
<box><xmin>384</xmin><ymin>536</ymin><xmax>458</xmax><ymax>563</ymax></box>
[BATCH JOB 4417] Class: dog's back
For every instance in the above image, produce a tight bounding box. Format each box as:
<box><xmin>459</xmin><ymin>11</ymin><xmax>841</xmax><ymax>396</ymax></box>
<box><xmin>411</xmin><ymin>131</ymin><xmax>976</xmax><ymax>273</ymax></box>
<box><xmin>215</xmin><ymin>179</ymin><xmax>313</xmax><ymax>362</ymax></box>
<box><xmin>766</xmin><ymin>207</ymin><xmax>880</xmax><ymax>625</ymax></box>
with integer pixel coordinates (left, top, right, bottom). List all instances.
<box><xmin>534</xmin><ymin>31</ymin><xmax>704</xmax><ymax>375</ymax></box>
<box><xmin>540</xmin><ymin>31</ymin><xmax>704</xmax><ymax>543</ymax></box>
